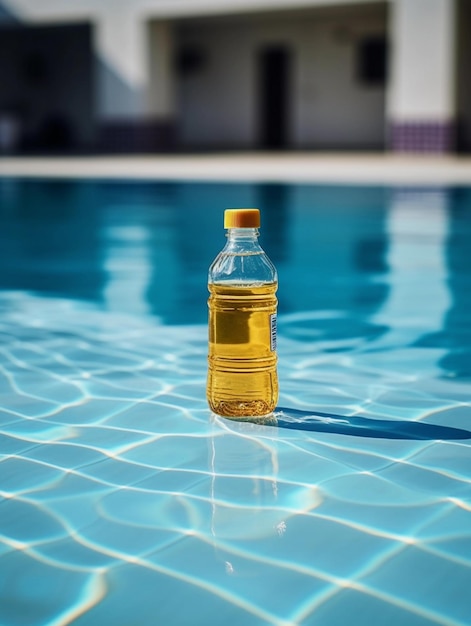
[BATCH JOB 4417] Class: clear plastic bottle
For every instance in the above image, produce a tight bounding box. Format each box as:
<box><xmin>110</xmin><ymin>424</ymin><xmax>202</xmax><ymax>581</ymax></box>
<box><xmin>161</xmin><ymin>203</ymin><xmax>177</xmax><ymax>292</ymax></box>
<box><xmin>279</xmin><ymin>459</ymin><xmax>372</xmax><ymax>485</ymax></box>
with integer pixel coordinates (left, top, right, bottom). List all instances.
<box><xmin>207</xmin><ymin>208</ymin><xmax>278</xmax><ymax>418</ymax></box>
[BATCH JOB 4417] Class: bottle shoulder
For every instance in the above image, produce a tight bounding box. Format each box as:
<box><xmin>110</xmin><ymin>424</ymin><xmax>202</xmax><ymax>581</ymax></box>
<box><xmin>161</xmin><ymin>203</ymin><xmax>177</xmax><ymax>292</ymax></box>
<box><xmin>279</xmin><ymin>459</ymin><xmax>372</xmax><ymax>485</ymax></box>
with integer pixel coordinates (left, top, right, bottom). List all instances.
<box><xmin>209</xmin><ymin>247</ymin><xmax>277</xmax><ymax>285</ymax></box>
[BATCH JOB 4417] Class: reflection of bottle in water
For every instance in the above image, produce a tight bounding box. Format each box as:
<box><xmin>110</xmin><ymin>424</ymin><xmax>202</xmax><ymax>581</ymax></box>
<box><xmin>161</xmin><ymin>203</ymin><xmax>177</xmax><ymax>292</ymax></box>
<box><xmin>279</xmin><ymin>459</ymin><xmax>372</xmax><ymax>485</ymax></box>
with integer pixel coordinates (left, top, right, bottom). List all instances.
<box><xmin>209</xmin><ymin>416</ymin><xmax>283</xmax><ymax>545</ymax></box>
<box><xmin>208</xmin><ymin>417</ymin><xmax>322</xmax><ymax>577</ymax></box>
<box><xmin>207</xmin><ymin>208</ymin><xmax>278</xmax><ymax>418</ymax></box>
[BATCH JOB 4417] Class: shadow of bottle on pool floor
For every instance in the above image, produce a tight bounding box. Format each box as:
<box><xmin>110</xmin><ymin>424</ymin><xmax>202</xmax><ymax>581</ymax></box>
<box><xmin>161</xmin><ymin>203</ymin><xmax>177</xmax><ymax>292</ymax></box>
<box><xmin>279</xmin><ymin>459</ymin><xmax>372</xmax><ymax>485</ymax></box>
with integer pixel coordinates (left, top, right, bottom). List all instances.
<box><xmin>246</xmin><ymin>407</ymin><xmax>471</xmax><ymax>441</ymax></box>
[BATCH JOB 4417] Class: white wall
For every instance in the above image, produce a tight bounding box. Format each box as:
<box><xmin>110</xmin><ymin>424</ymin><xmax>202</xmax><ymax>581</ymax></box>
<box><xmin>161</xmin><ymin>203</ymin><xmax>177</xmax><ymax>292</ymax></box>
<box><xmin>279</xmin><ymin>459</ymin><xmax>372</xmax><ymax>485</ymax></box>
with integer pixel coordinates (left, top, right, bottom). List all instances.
<box><xmin>387</xmin><ymin>0</ymin><xmax>456</xmax><ymax>121</ymax></box>
<box><xmin>294</xmin><ymin>11</ymin><xmax>387</xmax><ymax>148</ymax></box>
<box><xmin>176</xmin><ymin>7</ymin><xmax>387</xmax><ymax>149</ymax></box>
<box><xmin>176</xmin><ymin>20</ymin><xmax>256</xmax><ymax>147</ymax></box>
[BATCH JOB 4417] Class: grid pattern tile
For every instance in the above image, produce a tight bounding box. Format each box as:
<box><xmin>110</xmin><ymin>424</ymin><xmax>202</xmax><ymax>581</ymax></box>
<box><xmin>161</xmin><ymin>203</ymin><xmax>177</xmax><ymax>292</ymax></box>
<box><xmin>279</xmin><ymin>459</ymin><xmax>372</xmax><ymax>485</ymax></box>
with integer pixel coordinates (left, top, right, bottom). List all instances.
<box><xmin>391</xmin><ymin>121</ymin><xmax>454</xmax><ymax>153</ymax></box>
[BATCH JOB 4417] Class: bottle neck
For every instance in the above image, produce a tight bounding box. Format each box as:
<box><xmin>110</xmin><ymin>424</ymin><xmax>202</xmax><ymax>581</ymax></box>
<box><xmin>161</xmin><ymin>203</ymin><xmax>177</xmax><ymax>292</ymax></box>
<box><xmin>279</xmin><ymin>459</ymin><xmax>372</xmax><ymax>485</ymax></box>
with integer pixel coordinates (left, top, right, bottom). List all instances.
<box><xmin>226</xmin><ymin>227</ymin><xmax>259</xmax><ymax>241</ymax></box>
<box><xmin>224</xmin><ymin>227</ymin><xmax>261</xmax><ymax>252</ymax></box>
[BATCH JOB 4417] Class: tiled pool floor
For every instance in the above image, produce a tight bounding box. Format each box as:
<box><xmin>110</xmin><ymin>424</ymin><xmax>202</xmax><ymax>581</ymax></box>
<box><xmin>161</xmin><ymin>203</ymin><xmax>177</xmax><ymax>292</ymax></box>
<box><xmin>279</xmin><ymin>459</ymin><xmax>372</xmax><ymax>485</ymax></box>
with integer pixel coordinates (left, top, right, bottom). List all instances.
<box><xmin>1</xmin><ymin>291</ymin><xmax>469</xmax><ymax>626</ymax></box>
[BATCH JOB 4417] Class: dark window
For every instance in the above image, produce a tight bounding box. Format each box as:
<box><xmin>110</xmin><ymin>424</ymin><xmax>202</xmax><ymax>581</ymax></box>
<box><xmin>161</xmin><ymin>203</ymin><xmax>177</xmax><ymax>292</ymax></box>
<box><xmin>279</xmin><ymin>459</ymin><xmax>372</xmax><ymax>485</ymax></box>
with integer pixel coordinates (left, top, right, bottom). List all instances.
<box><xmin>176</xmin><ymin>46</ymin><xmax>207</xmax><ymax>76</ymax></box>
<box><xmin>357</xmin><ymin>37</ymin><xmax>387</xmax><ymax>86</ymax></box>
<box><xmin>22</xmin><ymin>50</ymin><xmax>50</xmax><ymax>85</ymax></box>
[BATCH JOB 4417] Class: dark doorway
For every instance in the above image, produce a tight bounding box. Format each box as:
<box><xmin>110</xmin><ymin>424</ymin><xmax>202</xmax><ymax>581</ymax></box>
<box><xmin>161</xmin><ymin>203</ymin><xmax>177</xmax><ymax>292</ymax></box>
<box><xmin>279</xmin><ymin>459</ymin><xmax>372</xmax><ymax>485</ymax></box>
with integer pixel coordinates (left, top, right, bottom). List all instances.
<box><xmin>456</xmin><ymin>0</ymin><xmax>471</xmax><ymax>152</ymax></box>
<box><xmin>258</xmin><ymin>46</ymin><xmax>291</xmax><ymax>149</ymax></box>
<box><xmin>0</xmin><ymin>22</ymin><xmax>94</xmax><ymax>154</ymax></box>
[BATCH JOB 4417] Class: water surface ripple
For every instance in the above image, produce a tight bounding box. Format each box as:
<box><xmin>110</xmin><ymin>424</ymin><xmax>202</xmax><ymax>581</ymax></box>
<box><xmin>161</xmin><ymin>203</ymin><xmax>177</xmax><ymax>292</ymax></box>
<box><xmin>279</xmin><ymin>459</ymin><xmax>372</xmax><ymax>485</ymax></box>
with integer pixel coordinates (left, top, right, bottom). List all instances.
<box><xmin>0</xmin><ymin>292</ymin><xmax>470</xmax><ymax>626</ymax></box>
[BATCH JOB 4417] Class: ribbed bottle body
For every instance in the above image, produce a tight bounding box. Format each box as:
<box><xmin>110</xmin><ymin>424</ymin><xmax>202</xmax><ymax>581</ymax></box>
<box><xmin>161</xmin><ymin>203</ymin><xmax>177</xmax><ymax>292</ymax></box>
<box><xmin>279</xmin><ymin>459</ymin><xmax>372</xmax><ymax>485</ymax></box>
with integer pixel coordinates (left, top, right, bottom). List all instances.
<box><xmin>207</xmin><ymin>281</ymin><xmax>278</xmax><ymax>417</ymax></box>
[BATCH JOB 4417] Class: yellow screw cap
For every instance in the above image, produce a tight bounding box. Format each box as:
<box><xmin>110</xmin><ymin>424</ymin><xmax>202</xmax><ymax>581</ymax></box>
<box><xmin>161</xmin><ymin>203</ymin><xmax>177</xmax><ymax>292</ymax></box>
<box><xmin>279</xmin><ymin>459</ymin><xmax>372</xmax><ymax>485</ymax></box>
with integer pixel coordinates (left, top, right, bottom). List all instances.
<box><xmin>224</xmin><ymin>208</ymin><xmax>260</xmax><ymax>228</ymax></box>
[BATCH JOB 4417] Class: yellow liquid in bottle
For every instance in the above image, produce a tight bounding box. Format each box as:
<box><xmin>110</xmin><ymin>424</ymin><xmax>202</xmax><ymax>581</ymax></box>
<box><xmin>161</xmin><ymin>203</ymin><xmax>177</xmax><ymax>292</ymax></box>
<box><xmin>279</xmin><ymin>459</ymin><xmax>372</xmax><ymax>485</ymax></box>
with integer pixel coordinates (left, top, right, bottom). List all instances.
<box><xmin>207</xmin><ymin>282</ymin><xmax>278</xmax><ymax>418</ymax></box>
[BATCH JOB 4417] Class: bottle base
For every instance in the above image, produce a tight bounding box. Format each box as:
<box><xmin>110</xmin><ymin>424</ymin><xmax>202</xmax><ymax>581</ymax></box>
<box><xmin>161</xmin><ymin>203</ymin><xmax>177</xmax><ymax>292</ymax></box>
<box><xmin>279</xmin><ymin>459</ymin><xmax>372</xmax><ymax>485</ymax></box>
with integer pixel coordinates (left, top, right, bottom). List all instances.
<box><xmin>209</xmin><ymin>399</ymin><xmax>275</xmax><ymax>419</ymax></box>
<box><xmin>211</xmin><ymin>411</ymin><xmax>278</xmax><ymax>427</ymax></box>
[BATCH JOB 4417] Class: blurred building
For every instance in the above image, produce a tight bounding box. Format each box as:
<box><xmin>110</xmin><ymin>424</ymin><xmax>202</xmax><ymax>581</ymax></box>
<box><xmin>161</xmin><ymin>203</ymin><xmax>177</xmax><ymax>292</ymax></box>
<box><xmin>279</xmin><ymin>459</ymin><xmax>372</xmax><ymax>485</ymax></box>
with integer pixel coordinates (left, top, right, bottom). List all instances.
<box><xmin>0</xmin><ymin>0</ymin><xmax>469</xmax><ymax>154</ymax></box>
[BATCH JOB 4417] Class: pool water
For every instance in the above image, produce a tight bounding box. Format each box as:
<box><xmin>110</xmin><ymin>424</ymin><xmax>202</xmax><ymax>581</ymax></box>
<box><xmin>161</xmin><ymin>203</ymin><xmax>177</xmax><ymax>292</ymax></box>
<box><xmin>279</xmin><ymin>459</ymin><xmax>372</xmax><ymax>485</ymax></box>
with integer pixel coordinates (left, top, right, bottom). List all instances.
<box><xmin>0</xmin><ymin>178</ymin><xmax>470</xmax><ymax>626</ymax></box>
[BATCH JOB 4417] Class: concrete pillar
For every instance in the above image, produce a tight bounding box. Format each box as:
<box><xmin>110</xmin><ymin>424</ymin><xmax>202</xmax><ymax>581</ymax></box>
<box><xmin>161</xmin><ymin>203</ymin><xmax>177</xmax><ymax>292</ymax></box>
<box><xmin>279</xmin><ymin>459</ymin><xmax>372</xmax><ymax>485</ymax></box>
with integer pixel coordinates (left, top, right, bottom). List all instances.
<box><xmin>387</xmin><ymin>0</ymin><xmax>457</xmax><ymax>153</ymax></box>
<box><xmin>94</xmin><ymin>11</ymin><xmax>175</xmax><ymax>152</ymax></box>
<box><xmin>148</xmin><ymin>20</ymin><xmax>176</xmax><ymax>118</ymax></box>
<box><xmin>94</xmin><ymin>10</ymin><xmax>149</xmax><ymax>119</ymax></box>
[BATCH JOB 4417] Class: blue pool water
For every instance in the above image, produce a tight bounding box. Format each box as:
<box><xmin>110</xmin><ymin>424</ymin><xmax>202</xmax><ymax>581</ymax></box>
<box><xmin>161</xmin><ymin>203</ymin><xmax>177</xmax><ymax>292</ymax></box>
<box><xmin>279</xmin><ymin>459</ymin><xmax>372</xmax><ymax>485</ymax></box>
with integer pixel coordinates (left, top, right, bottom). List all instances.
<box><xmin>0</xmin><ymin>178</ymin><xmax>470</xmax><ymax>626</ymax></box>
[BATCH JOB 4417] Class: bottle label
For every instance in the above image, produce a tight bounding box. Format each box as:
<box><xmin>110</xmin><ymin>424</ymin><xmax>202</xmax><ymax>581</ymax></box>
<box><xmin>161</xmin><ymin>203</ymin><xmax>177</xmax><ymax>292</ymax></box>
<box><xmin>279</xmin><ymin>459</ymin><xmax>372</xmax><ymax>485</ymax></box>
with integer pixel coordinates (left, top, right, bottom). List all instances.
<box><xmin>270</xmin><ymin>313</ymin><xmax>277</xmax><ymax>352</ymax></box>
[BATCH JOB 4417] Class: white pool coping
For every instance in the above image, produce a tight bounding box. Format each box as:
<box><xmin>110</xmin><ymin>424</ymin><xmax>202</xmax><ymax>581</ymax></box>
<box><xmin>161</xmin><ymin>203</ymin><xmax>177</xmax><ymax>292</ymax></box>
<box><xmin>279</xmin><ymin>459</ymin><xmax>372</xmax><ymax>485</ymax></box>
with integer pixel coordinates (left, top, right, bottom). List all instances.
<box><xmin>1</xmin><ymin>152</ymin><xmax>471</xmax><ymax>185</ymax></box>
